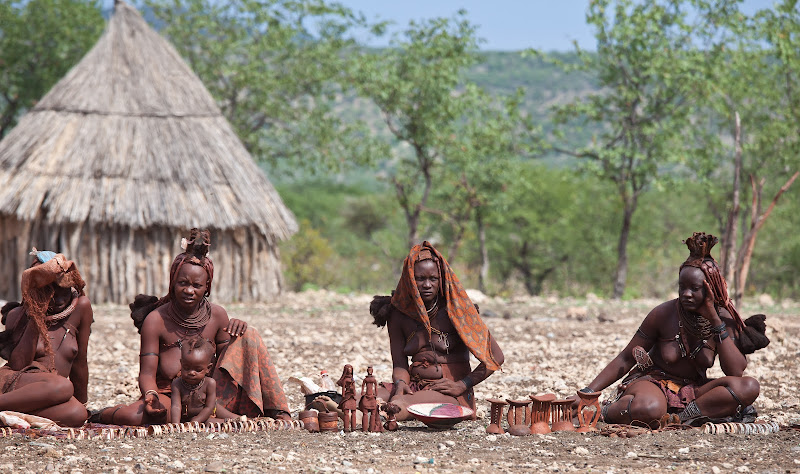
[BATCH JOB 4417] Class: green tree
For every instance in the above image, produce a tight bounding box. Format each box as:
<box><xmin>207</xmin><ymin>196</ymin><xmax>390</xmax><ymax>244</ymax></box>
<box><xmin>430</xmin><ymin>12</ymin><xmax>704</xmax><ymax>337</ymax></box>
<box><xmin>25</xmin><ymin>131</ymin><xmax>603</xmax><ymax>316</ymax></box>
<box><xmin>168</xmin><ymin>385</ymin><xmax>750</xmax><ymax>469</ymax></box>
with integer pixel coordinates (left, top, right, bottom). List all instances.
<box><xmin>350</xmin><ymin>11</ymin><xmax>535</xmax><ymax>260</ymax></box>
<box><xmin>434</xmin><ymin>88</ymin><xmax>538</xmax><ymax>291</ymax></box>
<box><xmin>543</xmin><ymin>0</ymin><xmax>724</xmax><ymax>298</ymax></box>
<box><xmin>0</xmin><ymin>0</ymin><xmax>104</xmax><ymax>137</ymax></box>
<box><xmin>146</xmin><ymin>0</ymin><xmax>385</xmax><ymax>172</ymax></box>
<box><xmin>348</xmin><ymin>12</ymin><xmax>481</xmax><ymax>249</ymax></box>
<box><xmin>688</xmin><ymin>0</ymin><xmax>800</xmax><ymax>304</ymax></box>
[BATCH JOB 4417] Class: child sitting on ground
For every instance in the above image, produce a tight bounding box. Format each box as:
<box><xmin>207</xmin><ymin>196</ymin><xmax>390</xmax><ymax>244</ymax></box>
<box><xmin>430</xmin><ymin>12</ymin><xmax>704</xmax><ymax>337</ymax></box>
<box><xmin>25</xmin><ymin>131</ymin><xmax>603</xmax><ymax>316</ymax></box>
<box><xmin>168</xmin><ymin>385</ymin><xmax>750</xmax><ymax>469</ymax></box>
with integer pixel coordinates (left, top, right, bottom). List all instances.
<box><xmin>170</xmin><ymin>336</ymin><xmax>241</xmax><ymax>424</ymax></box>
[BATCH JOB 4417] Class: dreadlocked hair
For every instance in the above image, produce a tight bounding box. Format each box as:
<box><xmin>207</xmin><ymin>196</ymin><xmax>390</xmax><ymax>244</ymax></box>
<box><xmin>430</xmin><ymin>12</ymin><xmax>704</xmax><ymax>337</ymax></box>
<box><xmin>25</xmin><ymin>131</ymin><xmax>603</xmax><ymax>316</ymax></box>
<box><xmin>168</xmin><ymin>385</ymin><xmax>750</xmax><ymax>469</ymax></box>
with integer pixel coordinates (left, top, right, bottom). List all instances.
<box><xmin>185</xmin><ymin>228</ymin><xmax>211</xmax><ymax>259</ymax></box>
<box><xmin>370</xmin><ymin>293</ymin><xmax>394</xmax><ymax>328</ymax></box>
<box><xmin>679</xmin><ymin>232</ymin><xmax>769</xmax><ymax>354</ymax></box>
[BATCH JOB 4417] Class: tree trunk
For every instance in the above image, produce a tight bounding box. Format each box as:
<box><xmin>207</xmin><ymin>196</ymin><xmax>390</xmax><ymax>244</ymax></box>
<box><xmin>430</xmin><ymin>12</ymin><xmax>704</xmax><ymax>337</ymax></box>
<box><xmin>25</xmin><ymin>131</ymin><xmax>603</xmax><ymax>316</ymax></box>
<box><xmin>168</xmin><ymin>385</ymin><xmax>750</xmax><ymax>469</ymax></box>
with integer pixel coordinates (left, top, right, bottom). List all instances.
<box><xmin>477</xmin><ymin>210</ymin><xmax>489</xmax><ymax>293</ymax></box>
<box><xmin>720</xmin><ymin>112</ymin><xmax>742</xmax><ymax>284</ymax></box>
<box><xmin>732</xmin><ymin>171</ymin><xmax>799</xmax><ymax>305</ymax></box>
<box><xmin>612</xmin><ymin>200</ymin><xmax>637</xmax><ymax>299</ymax></box>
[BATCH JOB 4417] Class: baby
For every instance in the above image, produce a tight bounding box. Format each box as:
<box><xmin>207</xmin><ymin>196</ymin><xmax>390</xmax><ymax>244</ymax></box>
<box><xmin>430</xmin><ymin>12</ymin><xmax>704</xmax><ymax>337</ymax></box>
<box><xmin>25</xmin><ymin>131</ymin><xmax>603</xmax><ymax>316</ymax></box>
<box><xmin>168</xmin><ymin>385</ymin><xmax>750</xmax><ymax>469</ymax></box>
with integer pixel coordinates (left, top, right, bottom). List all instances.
<box><xmin>170</xmin><ymin>336</ymin><xmax>239</xmax><ymax>423</ymax></box>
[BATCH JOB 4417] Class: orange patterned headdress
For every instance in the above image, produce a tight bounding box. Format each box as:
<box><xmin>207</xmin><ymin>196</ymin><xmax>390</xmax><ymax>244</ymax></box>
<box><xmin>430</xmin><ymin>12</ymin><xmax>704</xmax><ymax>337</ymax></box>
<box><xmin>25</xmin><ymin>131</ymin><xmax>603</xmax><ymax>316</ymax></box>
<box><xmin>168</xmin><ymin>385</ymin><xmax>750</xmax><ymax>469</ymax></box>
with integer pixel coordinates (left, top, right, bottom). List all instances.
<box><xmin>390</xmin><ymin>242</ymin><xmax>501</xmax><ymax>371</ymax></box>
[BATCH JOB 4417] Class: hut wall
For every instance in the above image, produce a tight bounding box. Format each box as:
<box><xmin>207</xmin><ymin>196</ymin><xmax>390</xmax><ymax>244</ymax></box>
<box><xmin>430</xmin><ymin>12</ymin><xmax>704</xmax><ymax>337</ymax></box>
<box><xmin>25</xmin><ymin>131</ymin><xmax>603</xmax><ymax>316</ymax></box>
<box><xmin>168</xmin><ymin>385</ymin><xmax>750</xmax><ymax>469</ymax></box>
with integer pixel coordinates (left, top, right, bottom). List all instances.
<box><xmin>0</xmin><ymin>219</ymin><xmax>284</xmax><ymax>304</ymax></box>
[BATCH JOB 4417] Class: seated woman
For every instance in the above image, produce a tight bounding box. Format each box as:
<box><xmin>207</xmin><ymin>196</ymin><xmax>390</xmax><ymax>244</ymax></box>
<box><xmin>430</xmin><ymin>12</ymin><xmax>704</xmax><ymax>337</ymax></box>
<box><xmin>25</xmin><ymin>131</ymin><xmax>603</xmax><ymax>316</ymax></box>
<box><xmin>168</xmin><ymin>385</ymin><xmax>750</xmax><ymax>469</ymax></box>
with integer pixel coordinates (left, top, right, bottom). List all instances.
<box><xmin>370</xmin><ymin>241</ymin><xmax>504</xmax><ymax>421</ymax></box>
<box><xmin>0</xmin><ymin>249</ymin><xmax>93</xmax><ymax>427</ymax></box>
<box><xmin>96</xmin><ymin>229</ymin><xmax>290</xmax><ymax>425</ymax></box>
<box><xmin>577</xmin><ymin>232</ymin><xmax>769</xmax><ymax>427</ymax></box>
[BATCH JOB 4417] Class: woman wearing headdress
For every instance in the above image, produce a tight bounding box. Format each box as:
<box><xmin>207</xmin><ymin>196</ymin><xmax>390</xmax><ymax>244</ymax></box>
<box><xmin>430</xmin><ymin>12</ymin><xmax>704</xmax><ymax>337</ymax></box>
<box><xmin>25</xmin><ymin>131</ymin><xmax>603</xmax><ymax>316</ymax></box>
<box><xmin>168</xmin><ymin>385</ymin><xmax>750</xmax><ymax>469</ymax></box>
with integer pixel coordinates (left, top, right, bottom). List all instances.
<box><xmin>369</xmin><ymin>241</ymin><xmax>504</xmax><ymax>421</ymax></box>
<box><xmin>0</xmin><ymin>250</ymin><xmax>94</xmax><ymax>426</ymax></box>
<box><xmin>576</xmin><ymin>232</ymin><xmax>769</xmax><ymax>427</ymax></box>
<box><xmin>95</xmin><ymin>229</ymin><xmax>289</xmax><ymax>425</ymax></box>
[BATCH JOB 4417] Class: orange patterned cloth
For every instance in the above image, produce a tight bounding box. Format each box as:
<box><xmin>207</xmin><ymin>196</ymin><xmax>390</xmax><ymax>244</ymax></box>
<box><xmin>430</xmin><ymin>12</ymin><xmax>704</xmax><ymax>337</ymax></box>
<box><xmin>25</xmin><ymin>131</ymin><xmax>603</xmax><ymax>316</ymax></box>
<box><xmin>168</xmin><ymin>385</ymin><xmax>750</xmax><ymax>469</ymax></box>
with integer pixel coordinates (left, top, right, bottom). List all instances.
<box><xmin>390</xmin><ymin>242</ymin><xmax>501</xmax><ymax>371</ymax></box>
<box><xmin>213</xmin><ymin>328</ymin><xmax>289</xmax><ymax>417</ymax></box>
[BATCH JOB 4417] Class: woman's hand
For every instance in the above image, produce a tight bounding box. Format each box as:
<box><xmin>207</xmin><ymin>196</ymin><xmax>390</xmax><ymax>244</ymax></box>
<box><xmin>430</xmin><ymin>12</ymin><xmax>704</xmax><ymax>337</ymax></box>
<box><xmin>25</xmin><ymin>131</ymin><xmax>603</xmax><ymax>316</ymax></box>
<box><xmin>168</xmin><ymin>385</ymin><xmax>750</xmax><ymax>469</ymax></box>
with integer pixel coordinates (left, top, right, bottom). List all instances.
<box><xmin>427</xmin><ymin>378</ymin><xmax>467</xmax><ymax>397</ymax></box>
<box><xmin>699</xmin><ymin>281</ymin><xmax>721</xmax><ymax>323</ymax></box>
<box><xmin>225</xmin><ymin>318</ymin><xmax>247</xmax><ymax>337</ymax></box>
<box><xmin>144</xmin><ymin>393</ymin><xmax>167</xmax><ymax>420</ymax></box>
<box><xmin>389</xmin><ymin>380</ymin><xmax>413</xmax><ymax>400</ymax></box>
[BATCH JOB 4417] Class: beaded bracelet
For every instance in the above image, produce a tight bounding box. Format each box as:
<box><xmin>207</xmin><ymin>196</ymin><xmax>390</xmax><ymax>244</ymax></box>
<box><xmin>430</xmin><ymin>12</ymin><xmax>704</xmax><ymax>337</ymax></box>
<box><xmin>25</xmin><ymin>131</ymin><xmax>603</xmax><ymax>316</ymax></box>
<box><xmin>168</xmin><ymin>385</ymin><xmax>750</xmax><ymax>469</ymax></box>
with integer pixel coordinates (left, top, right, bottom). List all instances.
<box><xmin>460</xmin><ymin>376</ymin><xmax>474</xmax><ymax>390</ymax></box>
<box><xmin>711</xmin><ymin>322</ymin><xmax>727</xmax><ymax>334</ymax></box>
<box><xmin>579</xmin><ymin>386</ymin><xmax>595</xmax><ymax>394</ymax></box>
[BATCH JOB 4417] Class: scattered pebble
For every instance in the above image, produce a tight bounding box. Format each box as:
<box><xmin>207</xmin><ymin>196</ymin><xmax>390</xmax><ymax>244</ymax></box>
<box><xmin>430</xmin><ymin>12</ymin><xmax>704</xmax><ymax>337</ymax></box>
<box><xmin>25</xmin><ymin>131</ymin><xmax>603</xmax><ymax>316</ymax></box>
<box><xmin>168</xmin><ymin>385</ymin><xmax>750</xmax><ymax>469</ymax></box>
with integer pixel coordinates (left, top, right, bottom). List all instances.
<box><xmin>573</xmin><ymin>447</ymin><xmax>590</xmax><ymax>455</ymax></box>
<box><xmin>626</xmin><ymin>452</ymin><xmax>638</xmax><ymax>459</ymax></box>
<box><xmin>205</xmin><ymin>461</ymin><xmax>225</xmax><ymax>472</ymax></box>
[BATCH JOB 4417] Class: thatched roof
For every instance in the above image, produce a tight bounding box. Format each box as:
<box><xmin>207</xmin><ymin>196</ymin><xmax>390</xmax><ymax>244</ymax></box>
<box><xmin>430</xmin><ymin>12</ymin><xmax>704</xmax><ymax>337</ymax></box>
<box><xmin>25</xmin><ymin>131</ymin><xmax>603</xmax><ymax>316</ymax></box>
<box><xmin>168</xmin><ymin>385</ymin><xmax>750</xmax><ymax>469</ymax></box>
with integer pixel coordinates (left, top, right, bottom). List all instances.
<box><xmin>0</xmin><ymin>0</ymin><xmax>296</xmax><ymax>239</ymax></box>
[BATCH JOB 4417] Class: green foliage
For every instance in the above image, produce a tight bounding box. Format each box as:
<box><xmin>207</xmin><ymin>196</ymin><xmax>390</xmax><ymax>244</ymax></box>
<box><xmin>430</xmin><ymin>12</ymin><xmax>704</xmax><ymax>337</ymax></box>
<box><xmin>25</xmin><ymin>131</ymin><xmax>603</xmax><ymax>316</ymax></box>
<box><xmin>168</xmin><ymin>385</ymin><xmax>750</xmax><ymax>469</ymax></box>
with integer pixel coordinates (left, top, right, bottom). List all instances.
<box><xmin>146</xmin><ymin>0</ymin><xmax>386</xmax><ymax>174</ymax></box>
<box><xmin>541</xmin><ymin>0</ymin><xmax>726</xmax><ymax>298</ymax></box>
<box><xmin>0</xmin><ymin>0</ymin><xmax>104</xmax><ymax>137</ymax></box>
<box><xmin>280</xmin><ymin>219</ymin><xmax>338</xmax><ymax>292</ymax></box>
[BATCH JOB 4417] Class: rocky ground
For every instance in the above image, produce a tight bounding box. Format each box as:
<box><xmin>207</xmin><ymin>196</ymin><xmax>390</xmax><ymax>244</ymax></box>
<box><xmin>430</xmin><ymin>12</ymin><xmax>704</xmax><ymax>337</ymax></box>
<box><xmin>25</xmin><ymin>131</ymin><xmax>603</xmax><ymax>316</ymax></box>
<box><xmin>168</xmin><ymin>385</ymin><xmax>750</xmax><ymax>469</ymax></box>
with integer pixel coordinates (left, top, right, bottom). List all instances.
<box><xmin>0</xmin><ymin>290</ymin><xmax>798</xmax><ymax>473</ymax></box>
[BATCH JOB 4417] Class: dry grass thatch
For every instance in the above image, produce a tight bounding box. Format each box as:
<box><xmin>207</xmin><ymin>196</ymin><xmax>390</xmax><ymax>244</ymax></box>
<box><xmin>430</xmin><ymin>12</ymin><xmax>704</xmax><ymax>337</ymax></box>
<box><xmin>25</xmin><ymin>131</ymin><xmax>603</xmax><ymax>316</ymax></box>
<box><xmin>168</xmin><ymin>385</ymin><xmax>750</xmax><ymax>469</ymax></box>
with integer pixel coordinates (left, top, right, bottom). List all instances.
<box><xmin>0</xmin><ymin>0</ymin><xmax>297</xmax><ymax>237</ymax></box>
<box><xmin>0</xmin><ymin>0</ymin><xmax>297</xmax><ymax>303</ymax></box>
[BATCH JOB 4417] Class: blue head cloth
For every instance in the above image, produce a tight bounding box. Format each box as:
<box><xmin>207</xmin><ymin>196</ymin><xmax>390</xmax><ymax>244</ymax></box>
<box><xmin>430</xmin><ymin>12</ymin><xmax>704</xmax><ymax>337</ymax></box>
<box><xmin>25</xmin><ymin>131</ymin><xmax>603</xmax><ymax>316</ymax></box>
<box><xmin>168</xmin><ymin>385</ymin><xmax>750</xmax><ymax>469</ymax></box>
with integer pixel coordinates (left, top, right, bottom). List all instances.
<box><xmin>31</xmin><ymin>249</ymin><xmax>57</xmax><ymax>264</ymax></box>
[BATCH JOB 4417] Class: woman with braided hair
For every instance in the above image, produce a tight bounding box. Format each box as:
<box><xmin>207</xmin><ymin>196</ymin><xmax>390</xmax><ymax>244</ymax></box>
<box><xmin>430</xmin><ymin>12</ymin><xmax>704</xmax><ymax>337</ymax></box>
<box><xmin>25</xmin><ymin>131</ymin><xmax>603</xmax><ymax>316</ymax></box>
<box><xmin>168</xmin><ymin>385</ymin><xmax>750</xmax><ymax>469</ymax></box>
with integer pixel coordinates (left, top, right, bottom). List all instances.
<box><xmin>95</xmin><ymin>229</ymin><xmax>290</xmax><ymax>425</ymax></box>
<box><xmin>0</xmin><ymin>250</ymin><xmax>93</xmax><ymax>426</ymax></box>
<box><xmin>369</xmin><ymin>241</ymin><xmax>504</xmax><ymax>422</ymax></box>
<box><xmin>576</xmin><ymin>232</ymin><xmax>768</xmax><ymax>427</ymax></box>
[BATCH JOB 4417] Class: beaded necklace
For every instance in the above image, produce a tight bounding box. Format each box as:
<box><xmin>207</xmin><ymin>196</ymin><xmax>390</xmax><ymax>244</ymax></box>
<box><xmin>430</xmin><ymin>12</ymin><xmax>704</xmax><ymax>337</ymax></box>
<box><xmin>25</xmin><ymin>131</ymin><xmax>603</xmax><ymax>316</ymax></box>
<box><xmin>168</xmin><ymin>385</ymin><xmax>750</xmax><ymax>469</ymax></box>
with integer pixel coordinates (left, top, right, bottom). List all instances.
<box><xmin>676</xmin><ymin>302</ymin><xmax>713</xmax><ymax>359</ymax></box>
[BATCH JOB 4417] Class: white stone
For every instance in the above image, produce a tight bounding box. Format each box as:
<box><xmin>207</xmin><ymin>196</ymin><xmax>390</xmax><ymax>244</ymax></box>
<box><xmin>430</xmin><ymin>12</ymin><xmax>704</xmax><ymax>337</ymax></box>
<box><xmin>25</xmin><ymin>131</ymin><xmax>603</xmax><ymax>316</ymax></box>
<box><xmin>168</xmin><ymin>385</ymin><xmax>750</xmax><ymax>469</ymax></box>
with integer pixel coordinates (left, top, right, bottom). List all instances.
<box><xmin>678</xmin><ymin>447</ymin><xmax>690</xmax><ymax>454</ymax></box>
<box><xmin>626</xmin><ymin>452</ymin><xmax>638</xmax><ymax>459</ymax></box>
<box><xmin>573</xmin><ymin>447</ymin><xmax>590</xmax><ymax>455</ymax></box>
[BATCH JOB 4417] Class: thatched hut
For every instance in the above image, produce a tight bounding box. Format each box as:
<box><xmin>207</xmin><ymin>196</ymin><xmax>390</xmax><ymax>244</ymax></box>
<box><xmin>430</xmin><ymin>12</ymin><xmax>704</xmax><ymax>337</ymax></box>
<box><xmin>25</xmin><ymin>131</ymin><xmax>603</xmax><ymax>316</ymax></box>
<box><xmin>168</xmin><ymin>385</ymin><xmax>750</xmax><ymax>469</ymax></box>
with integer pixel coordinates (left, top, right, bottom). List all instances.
<box><xmin>0</xmin><ymin>0</ymin><xmax>297</xmax><ymax>303</ymax></box>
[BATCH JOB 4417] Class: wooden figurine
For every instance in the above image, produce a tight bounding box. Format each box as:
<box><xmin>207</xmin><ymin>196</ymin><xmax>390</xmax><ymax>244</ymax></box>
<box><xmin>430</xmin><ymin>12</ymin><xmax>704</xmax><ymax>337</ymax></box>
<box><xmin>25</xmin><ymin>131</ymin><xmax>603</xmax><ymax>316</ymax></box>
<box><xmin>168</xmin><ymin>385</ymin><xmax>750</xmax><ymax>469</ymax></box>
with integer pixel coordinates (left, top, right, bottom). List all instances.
<box><xmin>337</xmin><ymin>364</ymin><xmax>358</xmax><ymax>432</ymax></box>
<box><xmin>359</xmin><ymin>366</ymin><xmax>382</xmax><ymax>432</ymax></box>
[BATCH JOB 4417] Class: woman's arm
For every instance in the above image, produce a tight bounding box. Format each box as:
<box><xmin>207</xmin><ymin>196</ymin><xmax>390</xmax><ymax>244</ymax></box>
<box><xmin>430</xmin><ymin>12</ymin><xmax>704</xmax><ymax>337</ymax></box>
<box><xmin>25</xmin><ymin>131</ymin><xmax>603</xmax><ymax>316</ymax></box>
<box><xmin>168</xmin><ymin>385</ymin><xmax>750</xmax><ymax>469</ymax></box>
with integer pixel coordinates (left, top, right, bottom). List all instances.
<box><xmin>138</xmin><ymin>311</ymin><xmax>167</xmax><ymax>419</ymax></box>
<box><xmin>582</xmin><ymin>305</ymin><xmax>663</xmax><ymax>392</ymax></box>
<box><xmin>386</xmin><ymin>312</ymin><xmax>411</xmax><ymax>386</ymax></box>
<box><xmin>192</xmin><ymin>378</ymin><xmax>216</xmax><ymax>423</ymax></box>
<box><xmin>8</xmin><ymin>316</ymin><xmax>38</xmax><ymax>371</ymax></box>
<box><xmin>699</xmin><ymin>288</ymin><xmax>747</xmax><ymax>375</ymax></box>
<box><xmin>68</xmin><ymin>296</ymin><xmax>93</xmax><ymax>404</ymax></box>
<box><xmin>211</xmin><ymin>304</ymin><xmax>234</xmax><ymax>360</ymax></box>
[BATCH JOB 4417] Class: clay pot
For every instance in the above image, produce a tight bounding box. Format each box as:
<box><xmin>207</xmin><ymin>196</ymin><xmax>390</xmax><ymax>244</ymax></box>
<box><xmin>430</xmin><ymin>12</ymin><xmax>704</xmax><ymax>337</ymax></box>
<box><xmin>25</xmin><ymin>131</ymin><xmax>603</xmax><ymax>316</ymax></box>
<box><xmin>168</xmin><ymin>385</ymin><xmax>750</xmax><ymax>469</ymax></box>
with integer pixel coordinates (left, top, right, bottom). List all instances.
<box><xmin>298</xmin><ymin>410</ymin><xmax>320</xmax><ymax>433</ymax></box>
<box><xmin>318</xmin><ymin>411</ymin><xmax>339</xmax><ymax>432</ymax></box>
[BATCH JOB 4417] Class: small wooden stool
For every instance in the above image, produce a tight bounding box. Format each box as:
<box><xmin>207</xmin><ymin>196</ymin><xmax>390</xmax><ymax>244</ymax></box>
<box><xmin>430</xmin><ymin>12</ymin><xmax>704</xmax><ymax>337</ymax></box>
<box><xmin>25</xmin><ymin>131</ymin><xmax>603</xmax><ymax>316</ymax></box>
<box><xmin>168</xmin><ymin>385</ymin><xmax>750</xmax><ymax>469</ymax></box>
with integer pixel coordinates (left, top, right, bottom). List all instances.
<box><xmin>529</xmin><ymin>393</ymin><xmax>556</xmax><ymax>434</ymax></box>
<box><xmin>505</xmin><ymin>399</ymin><xmax>532</xmax><ymax>436</ymax></box>
<box><xmin>550</xmin><ymin>399</ymin><xmax>575</xmax><ymax>432</ymax></box>
<box><xmin>486</xmin><ymin>398</ymin><xmax>508</xmax><ymax>434</ymax></box>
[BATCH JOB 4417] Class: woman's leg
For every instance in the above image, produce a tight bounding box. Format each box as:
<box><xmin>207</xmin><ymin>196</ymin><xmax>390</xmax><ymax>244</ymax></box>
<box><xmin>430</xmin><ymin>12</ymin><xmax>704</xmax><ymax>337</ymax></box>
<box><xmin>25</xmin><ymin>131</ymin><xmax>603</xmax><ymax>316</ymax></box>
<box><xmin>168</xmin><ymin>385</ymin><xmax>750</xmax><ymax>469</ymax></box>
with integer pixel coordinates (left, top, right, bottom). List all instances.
<box><xmin>604</xmin><ymin>381</ymin><xmax>667</xmax><ymax>427</ymax></box>
<box><xmin>0</xmin><ymin>372</ymin><xmax>73</xmax><ymax>413</ymax></box>
<box><xmin>691</xmin><ymin>376</ymin><xmax>760</xmax><ymax>419</ymax></box>
<box><xmin>34</xmin><ymin>397</ymin><xmax>88</xmax><ymax>427</ymax></box>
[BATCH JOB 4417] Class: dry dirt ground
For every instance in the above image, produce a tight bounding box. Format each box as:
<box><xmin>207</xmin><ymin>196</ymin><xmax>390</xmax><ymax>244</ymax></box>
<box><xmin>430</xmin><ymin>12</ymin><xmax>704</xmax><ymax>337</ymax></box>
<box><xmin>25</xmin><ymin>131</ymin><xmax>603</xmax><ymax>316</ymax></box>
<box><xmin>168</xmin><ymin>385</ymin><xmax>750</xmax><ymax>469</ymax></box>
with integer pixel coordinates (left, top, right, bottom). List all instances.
<box><xmin>1</xmin><ymin>290</ymin><xmax>799</xmax><ymax>473</ymax></box>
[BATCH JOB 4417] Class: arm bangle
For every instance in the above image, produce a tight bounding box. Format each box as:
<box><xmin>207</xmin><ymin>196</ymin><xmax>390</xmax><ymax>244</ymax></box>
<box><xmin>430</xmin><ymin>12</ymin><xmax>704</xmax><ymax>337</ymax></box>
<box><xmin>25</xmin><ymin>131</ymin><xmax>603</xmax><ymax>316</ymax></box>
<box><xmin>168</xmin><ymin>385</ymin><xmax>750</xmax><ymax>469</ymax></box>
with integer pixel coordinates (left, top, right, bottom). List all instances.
<box><xmin>717</xmin><ymin>330</ymin><xmax>730</xmax><ymax>343</ymax></box>
<box><xmin>579</xmin><ymin>386</ymin><xmax>595</xmax><ymax>394</ymax></box>
<box><xmin>144</xmin><ymin>389</ymin><xmax>158</xmax><ymax>399</ymax></box>
<box><xmin>711</xmin><ymin>322</ymin><xmax>727</xmax><ymax>334</ymax></box>
<box><xmin>460</xmin><ymin>376</ymin><xmax>474</xmax><ymax>390</ymax></box>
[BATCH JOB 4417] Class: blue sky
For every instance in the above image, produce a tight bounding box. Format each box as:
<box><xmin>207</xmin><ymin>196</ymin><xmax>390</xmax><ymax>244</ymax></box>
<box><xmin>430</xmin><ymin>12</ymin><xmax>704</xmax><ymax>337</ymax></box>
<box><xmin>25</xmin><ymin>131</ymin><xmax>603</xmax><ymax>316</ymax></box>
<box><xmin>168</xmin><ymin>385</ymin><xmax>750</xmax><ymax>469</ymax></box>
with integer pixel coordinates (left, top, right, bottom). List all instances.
<box><xmin>336</xmin><ymin>0</ymin><xmax>780</xmax><ymax>51</ymax></box>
